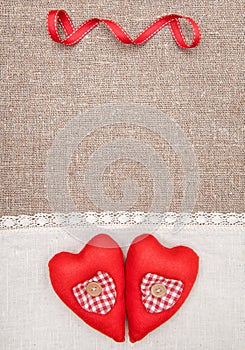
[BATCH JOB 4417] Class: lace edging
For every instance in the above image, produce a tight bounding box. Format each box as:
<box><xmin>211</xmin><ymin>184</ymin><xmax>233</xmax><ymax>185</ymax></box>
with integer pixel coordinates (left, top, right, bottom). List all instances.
<box><xmin>0</xmin><ymin>212</ymin><xmax>244</xmax><ymax>230</ymax></box>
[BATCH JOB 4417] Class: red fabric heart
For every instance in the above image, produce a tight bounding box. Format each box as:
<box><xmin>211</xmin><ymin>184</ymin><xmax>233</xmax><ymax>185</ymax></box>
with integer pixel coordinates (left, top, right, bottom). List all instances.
<box><xmin>126</xmin><ymin>234</ymin><xmax>199</xmax><ymax>342</ymax></box>
<box><xmin>48</xmin><ymin>234</ymin><xmax>125</xmax><ymax>342</ymax></box>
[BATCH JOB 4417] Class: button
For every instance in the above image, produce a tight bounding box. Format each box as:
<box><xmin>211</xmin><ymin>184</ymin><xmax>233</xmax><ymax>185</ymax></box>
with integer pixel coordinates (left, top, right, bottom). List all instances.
<box><xmin>151</xmin><ymin>283</ymin><xmax>166</xmax><ymax>297</ymax></box>
<box><xmin>86</xmin><ymin>282</ymin><xmax>102</xmax><ymax>297</ymax></box>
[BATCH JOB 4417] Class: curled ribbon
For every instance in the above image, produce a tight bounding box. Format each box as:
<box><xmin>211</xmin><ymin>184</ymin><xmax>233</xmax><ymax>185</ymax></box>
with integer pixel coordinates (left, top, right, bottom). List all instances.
<box><xmin>47</xmin><ymin>10</ymin><xmax>201</xmax><ymax>49</ymax></box>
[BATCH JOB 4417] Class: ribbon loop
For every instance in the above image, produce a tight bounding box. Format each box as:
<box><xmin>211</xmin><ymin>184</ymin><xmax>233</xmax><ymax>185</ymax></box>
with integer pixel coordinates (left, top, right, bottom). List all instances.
<box><xmin>47</xmin><ymin>10</ymin><xmax>201</xmax><ymax>49</ymax></box>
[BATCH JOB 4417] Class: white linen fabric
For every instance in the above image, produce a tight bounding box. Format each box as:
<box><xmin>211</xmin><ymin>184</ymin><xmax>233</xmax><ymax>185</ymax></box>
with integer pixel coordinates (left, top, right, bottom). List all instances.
<box><xmin>0</xmin><ymin>224</ymin><xmax>244</xmax><ymax>349</ymax></box>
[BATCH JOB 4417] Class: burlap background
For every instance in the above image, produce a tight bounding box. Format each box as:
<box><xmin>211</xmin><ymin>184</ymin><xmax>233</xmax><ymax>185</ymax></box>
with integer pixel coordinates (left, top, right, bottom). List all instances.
<box><xmin>1</xmin><ymin>0</ymin><xmax>244</xmax><ymax>216</ymax></box>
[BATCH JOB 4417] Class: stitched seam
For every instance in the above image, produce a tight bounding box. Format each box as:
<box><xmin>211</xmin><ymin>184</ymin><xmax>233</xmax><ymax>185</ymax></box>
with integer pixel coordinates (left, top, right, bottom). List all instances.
<box><xmin>169</xmin><ymin>20</ymin><xmax>186</xmax><ymax>49</ymax></box>
<box><xmin>134</xmin><ymin>16</ymin><xmax>165</xmax><ymax>41</ymax></box>
<box><xmin>187</xmin><ymin>17</ymin><xmax>202</xmax><ymax>44</ymax></box>
<box><xmin>47</xmin><ymin>10</ymin><xmax>201</xmax><ymax>48</ymax></box>
<box><xmin>138</xmin><ymin>19</ymin><xmax>177</xmax><ymax>45</ymax></box>
<box><xmin>104</xmin><ymin>20</ymin><xmax>132</xmax><ymax>42</ymax></box>
<box><xmin>46</xmin><ymin>12</ymin><xmax>52</xmax><ymax>40</ymax></box>
<box><xmin>62</xmin><ymin>10</ymin><xmax>75</xmax><ymax>34</ymax></box>
<box><xmin>62</xmin><ymin>19</ymin><xmax>98</xmax><ymax>44</ymax></box>
<box><xmin>65</xmin><ymin>22</ymin><xmax>99</xmax><ymax>45</ymax></box>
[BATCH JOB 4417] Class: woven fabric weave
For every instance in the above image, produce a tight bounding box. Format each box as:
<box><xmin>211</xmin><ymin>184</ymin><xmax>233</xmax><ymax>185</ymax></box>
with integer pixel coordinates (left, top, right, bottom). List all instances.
<box><xmin>1</xmin><ymin>1</ymin><xmax>243</xmax><ymax>216</ymax></box>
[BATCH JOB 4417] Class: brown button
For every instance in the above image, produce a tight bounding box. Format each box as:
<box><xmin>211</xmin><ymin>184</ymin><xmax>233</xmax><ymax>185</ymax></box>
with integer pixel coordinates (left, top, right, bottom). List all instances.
<box><xmin>86</xmin><ymin>282</ymin><xmax>102</xmax><ymax>297</ymax></box>
<box><xmin>151</xmin><ymin>283</ymin><xmax>167</xmax><ymax>298</ymax></box>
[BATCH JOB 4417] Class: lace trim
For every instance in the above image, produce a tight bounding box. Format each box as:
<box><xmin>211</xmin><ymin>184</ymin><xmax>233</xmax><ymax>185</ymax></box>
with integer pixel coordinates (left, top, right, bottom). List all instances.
<box><xmin>0</xmin><ymin>212</ymin><xmax>244</xmax><ymax>230</ymax></box>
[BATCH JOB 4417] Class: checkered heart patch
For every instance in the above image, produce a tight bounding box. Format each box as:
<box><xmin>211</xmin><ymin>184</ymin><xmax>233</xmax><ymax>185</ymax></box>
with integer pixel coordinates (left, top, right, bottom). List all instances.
<box><xmin>73</xmin><ymin>271</ymin><xmax>117</xmax><ymax>315</ymax></box>
<box><xmin>141</xmin><ymin>273</ymin><xmax>184</xmax><ymax>313</ymax></box>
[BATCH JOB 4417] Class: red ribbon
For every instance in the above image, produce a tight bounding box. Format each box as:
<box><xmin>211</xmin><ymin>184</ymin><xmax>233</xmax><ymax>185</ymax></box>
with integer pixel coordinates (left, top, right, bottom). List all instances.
<box><xmin>47</xmin><ymin>10</ymin><xmax>201</xmax><ymax>49</ymax></box>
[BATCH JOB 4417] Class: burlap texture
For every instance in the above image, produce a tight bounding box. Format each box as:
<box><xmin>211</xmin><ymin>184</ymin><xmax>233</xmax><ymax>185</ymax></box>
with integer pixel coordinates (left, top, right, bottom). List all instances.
<box><xmin>1</xmin><ymin>0</ymin><xmax>244</xmax><ymax>215</ymax></box>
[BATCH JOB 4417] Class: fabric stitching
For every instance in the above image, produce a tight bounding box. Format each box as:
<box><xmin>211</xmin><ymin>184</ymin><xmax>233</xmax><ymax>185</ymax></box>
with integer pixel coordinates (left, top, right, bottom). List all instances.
<box><xmin>46</xmin><ymin>10</ymin><xmax>201</xmax><ymax>49</ymax></box>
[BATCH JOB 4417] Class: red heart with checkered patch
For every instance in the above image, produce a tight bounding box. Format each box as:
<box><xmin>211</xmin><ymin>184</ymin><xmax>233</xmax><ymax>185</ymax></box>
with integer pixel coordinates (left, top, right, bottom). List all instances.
<box><xmin>48</xmin><ymin>234</ymin><xmax>125</xmax><ymax>342</ymax></box>
<box><xmin>126</xmin><ymin>234</ymin><xmax>199</xmax><ymax>343</ymax></box>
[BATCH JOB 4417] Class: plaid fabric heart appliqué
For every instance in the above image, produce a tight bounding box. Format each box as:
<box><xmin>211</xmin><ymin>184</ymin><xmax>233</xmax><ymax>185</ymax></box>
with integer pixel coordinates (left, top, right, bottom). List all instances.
<box><xmin>141</xmin><ymin>273</ymin><xmax>184</xmax><ymax>313</ymax></box>
<box><xmin>73</xmin><ymin>271</ymin><xmax>117</xmax><ymax>314</ymax></box>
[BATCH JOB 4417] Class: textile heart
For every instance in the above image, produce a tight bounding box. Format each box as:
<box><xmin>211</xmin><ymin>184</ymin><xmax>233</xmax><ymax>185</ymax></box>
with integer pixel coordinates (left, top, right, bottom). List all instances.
<box><xmin>126</xmin><ymin>234</ymin><xmax>199</xmax><ymax>342</ymax></box>
<box><xmin>48</xmin><ymin>234</ymin><xmax>125</xmax><ymax>342</ymax></box>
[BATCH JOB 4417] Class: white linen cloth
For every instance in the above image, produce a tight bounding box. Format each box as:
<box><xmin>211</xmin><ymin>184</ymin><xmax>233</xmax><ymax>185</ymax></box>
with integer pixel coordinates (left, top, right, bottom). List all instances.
<box><xmin>0</xmin><ymin>224</ymin><xmax>244</xmax><ymax>349</ymax></box>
